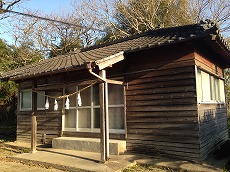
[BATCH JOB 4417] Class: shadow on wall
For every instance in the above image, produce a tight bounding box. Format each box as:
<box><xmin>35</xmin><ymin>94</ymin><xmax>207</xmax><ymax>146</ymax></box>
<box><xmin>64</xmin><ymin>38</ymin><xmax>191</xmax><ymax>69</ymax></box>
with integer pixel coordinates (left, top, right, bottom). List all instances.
<box><xmin>198</xmin><ymin>103</ymin><xmax>228</xmax><ymax>160</ymax></box>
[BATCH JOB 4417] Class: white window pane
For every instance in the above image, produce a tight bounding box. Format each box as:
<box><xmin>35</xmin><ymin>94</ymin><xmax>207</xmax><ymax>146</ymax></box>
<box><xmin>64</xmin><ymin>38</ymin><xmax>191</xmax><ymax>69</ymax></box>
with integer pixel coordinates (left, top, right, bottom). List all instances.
<box><xmin>210</xmin><ymin>75</ymin><xmax>215</xmax><ymax>100</ymax></box>
<box><xmin>21</xmin><ymin>90</ymin><xmax>31</xmax><ymax>109</ymax></box>
<box><xmin>78</xmin><ymin>108</ymin><xmax>91</xmax><ymax>128</ymax></box>
<box><xmin>201</xmin><ymin>71</ymin><xmax>211</xmax><ymax>101</ymax></box>
<box><xmin>65</xmin><ymin>86</ymin><xmax>77</xmax><ymax>107</ymax></box>
<box><xmin>65</xmin><ymin>109</ymin><xmax>76</xmax><ymax>128</ymax></box>
<box><xmin>79</xmin><ymin>86</ymin><xmax>91</xmax><ymax>106</ymax></box>
<box><xmin>108</xmin><ymin>84</ymin><xmax>124</xmax><ymax>105</ymax></box>
<box><xmin>109</xmin><ymin>107</ymin><xmax>124</xmax><ymax>129</ymax></box>
<box><xmin>214</xmin><ymin>78</ymin><xmax>220</xmax><ymax>101</ymax></box>
<box><xmin>219</xmin><ymin>79</ymin><xmax>225</xmax><ymax>102</ymax></box>
<box><xmin>37</xmin><ymin>91</ymin><xmax>45</xmax><ymax>108</ymax></box>
<box><xmin>93</xmin><ymin>108</ymin><xmax>100</xmax><ymax>128</ymax></box>
<box><xmin>196</xmin><ymin>69</ymin><xmax>202</xmax><ymax>102</ymax></box>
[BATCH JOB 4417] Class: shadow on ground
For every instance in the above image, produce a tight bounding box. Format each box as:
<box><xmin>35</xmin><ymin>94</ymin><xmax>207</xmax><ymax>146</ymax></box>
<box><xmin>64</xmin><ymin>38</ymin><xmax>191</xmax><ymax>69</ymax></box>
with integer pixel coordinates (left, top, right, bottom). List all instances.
<box><xmin>212</xmin><ymin>140</ymin><xmax>230</xmax><ymax>171</ymax></box>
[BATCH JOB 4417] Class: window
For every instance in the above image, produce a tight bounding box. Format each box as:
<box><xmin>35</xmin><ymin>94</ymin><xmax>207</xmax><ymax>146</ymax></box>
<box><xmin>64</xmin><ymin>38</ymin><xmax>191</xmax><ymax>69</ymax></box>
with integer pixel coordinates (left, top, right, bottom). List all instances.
<box><xmin>20</xmin><ymin>90</ymin><xmax>45</xmax><ymax>110</ymax></box>
<box><xmin>64</xmin><ymin>83</ymin><xmax>125</xmax><ymax>133</ymax></box>
<box><xmin>196</xmin><ymin>68</ymin><xmax>225</xmax><ymax>103</ymax></box>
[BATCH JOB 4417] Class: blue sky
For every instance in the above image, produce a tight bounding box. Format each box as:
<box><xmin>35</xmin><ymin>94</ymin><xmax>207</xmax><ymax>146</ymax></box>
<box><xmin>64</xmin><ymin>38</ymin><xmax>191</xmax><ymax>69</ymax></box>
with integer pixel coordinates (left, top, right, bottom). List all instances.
<box><xmin>0</xmin><ymin>0</ymin><xmax>72</xmax><ymax>43</ymax></box>
<box><xmin>19</xmin><ymin>0</ymin><xmax>72</xmax><ymax>14</ymax></box>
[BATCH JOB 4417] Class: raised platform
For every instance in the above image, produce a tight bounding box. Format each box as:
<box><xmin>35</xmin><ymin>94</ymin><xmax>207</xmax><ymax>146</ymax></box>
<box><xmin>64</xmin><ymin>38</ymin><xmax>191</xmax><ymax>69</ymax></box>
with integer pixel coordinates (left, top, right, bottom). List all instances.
<box><xmin>52</xmin><ymin>137</ymin><xmax>126</xmax><ymax>155</ymax></box>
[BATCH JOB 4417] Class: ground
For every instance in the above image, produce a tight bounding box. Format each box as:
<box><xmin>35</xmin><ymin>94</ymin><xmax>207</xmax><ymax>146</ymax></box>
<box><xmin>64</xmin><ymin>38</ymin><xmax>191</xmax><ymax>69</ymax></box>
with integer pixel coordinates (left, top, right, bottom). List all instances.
<box><xmin>0</xmin><ymin>143</ymin><xmax>176</xmax><ymax>172</ymax></box>
<box><xmin>124</xmin><ymin>164</ymin><xmax>171</xmax><ymax>172</ymax></box>
<box><xmin>0</xmin><ymin>144</ymin><xmax>64</xmax><ymax>172</ymax></box>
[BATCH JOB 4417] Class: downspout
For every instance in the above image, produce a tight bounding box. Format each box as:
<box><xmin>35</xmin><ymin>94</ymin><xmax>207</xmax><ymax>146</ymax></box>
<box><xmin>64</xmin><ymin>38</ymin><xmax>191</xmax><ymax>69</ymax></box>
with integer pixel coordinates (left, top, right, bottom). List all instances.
<box><xmin>88</xmin><ymin>68</ymin><xmax>106</xmax><ymax>83</ymax></box>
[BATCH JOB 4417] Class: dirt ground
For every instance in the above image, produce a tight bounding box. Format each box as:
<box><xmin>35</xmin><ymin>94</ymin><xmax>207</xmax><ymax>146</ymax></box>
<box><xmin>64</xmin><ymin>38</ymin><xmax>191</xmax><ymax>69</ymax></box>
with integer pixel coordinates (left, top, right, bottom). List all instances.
<box><xmin>0</xmin><ymin>144</ymin><xmax>64</xmax><ymax>172</ymax></box>
<box><xmin>124</xmin><ymin>164</ymin><xmax>170</xmax><ymax>172</ymax></box>
<box><xmin>0</xmin><ymin>144</ymin><xmax>171</xmax><ymax>172</ymax></box>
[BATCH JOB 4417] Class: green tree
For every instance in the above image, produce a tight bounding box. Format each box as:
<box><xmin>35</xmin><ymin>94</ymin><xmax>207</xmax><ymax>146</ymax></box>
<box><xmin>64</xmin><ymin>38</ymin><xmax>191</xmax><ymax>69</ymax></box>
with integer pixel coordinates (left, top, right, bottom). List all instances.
<box><xmin>0</xmin><ymin>39</ymin><xmax>12</xmax><ymax>72</ymax></box>
<box><xmin>0</xmin><ymin>39</ymin><xmax>43</xmax><ymax>105</ymax></box>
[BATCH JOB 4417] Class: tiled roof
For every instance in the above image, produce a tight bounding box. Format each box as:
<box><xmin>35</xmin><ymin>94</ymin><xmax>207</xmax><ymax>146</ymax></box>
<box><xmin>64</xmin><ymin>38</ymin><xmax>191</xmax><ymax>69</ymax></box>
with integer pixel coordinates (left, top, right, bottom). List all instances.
<box><xmin>1</xmin><ymin>20</ymin><xmax>230</xmax><ymax>80</ymax></box>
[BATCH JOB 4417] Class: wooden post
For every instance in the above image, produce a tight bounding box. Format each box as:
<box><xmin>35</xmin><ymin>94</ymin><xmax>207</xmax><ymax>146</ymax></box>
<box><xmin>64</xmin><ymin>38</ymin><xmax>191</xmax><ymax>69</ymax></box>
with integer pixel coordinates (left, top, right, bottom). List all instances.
<box><xmin>99</xmin><ymin>70</ymin><xmax>106</xmax><ymax>162</ymax></box>
<box><xmin>99</xmin><ymin>70</ymin><xmax>110</xmax><ymax>162</ymax></box>
<box><xmin>61</xmin><ymin>88</ymin><xmax>65</xmax><ymax>136</ymax></box>
<box><xmin>31</xmin><ymin>81</ymin><xmax>37</xmax><ymax>153</ymax></box>
<box><xmin>104</xmin><ymin>78</ymin><xmax>109</xmax><ymax>160</ymax></box>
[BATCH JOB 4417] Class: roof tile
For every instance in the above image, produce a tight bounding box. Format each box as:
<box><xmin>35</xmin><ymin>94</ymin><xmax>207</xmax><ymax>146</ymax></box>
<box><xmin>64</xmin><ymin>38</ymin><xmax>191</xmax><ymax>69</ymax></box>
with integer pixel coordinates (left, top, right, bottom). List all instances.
<box><xmin>2</xmin><ymin>21</ymin><xmax>230</xmax><ymax>80</ymax></box>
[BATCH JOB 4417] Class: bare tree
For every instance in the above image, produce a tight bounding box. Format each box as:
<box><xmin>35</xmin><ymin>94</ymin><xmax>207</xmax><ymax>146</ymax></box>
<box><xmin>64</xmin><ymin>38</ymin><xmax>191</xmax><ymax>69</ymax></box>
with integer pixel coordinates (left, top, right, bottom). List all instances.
<box><xmin>2</xmin><ymin>0</ymin><xmax>230</xmax><ymax>57</ymax></box>
<box><xmin>106</xmin><ymin>0</ymin><xmax>230</xmax><ymax>38</ymax></box>
<box><xmin>110</xmin><ymin>0</ymin><xmax>193</xmax><ymax>37</ymax></box>
<box><xmin>0</xmin><ymin>0</ymin><xmax>23</xmax><ymax>19</ymax></box>
<box><xmin>189</xmin><ymin>0</ymin><xmax>230</xmax><ymax>35</ymax></box>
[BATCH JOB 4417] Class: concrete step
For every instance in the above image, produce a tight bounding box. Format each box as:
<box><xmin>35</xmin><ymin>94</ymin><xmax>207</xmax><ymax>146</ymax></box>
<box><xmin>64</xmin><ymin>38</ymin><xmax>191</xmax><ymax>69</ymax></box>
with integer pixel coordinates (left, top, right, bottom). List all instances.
<box><xmin>52</xmin><ymin>137</ymin><xmax>126</xmax><ymax>155</ymax></box>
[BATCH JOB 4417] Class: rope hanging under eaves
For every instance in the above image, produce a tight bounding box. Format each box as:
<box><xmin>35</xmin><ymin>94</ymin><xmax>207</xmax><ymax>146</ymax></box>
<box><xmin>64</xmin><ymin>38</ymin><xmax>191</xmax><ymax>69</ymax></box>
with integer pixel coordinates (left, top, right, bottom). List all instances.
<box><xmin>31</xmin><ymin>80</ymin><xmax>98</xmax><ymax>110</ymax></box>
<box><xmin>32</xmin><ymin>80</ymin><xmax>98</xmax><ymax>99</ymax></box>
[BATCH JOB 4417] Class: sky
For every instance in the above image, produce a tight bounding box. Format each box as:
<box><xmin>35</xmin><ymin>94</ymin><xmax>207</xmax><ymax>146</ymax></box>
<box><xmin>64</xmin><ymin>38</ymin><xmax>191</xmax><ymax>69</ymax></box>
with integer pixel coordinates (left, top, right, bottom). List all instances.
<box><xmin>0</xmin><ymin>0</ymin><xmax>73</xmax><ymax>44</ymax></box>
<box><xmin>19</xmin><ymin>0</ymin><xmax>72</xmax><ymax>14</ymax></box>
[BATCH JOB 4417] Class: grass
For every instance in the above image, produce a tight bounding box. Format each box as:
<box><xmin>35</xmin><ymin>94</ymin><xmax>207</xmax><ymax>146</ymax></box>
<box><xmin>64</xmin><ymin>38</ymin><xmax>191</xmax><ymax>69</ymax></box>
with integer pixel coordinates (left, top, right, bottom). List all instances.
<box><xmin>124</xmin><ymin>164</ymin><xmax>181</xmax><ymax>172</ymax></box>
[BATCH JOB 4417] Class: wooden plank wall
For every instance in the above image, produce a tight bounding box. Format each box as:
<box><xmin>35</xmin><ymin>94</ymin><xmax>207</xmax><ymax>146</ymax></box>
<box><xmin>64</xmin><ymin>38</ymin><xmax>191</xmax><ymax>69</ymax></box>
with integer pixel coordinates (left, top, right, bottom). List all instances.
<box><xmin>17</xmin><ymin>79</ymin><xmax>63</xmax><ymax>144</ymax></box>
<box><xmin>125</xmin><ymin>43</ymin><xmax>200</xmax><ymax>160</ymax></box>
<box><xmin>195</xmin><ymin>48</ymin><xmax>228</xmax><ymax>160</ymax></box>
<box><xmin>198</xmin><ymin>104</ymin><xmax>228</xmax><ymax>160</ymax></box>
<box><xmin>17</xmin><ymin>110</ymin><xmax>62</xmax><ymax>144</ymax></box>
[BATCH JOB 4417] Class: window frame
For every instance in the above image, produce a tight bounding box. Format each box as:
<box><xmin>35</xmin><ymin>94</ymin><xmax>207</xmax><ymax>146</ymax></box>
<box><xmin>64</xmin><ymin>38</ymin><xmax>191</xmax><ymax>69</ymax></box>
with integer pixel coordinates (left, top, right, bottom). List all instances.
<box><xmin>20</xmin><ymin>89</ymin><xmax>45</xmax><ymax>111</ymax></box>
<box><xmin>195</xmin><ymin>66</ymin><xmax>225</xmax><ymax>104</ymax></box>
<box><xmin>64</xmin><ymin>83</ymin><xmax>125</xmax><ymax>134</ymax></box>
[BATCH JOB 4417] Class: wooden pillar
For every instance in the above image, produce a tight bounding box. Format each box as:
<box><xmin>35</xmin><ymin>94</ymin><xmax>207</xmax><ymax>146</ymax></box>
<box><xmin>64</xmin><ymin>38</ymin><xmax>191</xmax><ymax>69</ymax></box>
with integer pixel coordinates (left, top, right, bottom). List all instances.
<box><xmin>105</xmin><ymin>79</ymin><xmax>109</xmax><ymax>160</ymax></box>
<box><xmin>99</xmin><ymin>70</ymin><xmax>106</xmax><ymax>162</ymax></box>
<box><xmin>61</xmin><ymin>88</ymin><xmax>65</xmax><ymax>136</ymax></box>
<box><xmin>31</xmin><ymin>81</ymin><xmax>37</xmax><ymax>153</ymax></box>
<box><xmin>99</xmin><ymin>70</ymin><xmax>109</xmax><ymax>162</ymax></box>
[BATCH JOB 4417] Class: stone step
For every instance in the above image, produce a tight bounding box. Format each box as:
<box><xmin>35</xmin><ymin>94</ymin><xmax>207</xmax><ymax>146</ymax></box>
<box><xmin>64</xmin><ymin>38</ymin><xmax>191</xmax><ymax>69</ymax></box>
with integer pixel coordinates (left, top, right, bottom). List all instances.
<box><xmin>52</xmin><ymin>137</ymin><xmax>126</xmax><ymax>155</ymax></box>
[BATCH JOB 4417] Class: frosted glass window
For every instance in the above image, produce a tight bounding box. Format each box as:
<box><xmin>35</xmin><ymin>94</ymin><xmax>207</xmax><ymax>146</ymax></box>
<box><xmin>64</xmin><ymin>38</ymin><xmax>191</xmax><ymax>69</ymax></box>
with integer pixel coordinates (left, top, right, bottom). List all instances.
<box><xmin>65</xmin><ymin>109</ymin><xmax>76</xmax><ymax>128</ymax></box>
<box><xmin>219</xmin><ymin>79</ymin><xmax>225</xmax><ymax>102</ymax></box>
<box><xmin>201</xmin><ymin>71</ymin><xmax>211</xmax><ymax>101</ymax></box>
<box><xmin>78</xmin><ymin>108</ymin><xmax>91</xmax><ymax>128</ymax></box>
<box><xmin>64</xmin><ymin>82</ymin><xmax>125</xmax><ymax>132</ymax></box>
<box><xmin>21</xmin><ymin>90</ymin><xmax>31</xmax><ymax>109</ymax></box>
<box><xmin>196</xmin><ymin>68</ymin><xmax>226</xmax><ymax>103</ymax></box>
<box><xmin>108</xmin><ymin>84</ymin><xmax>124</xmax><ymax>105</ymax></box>
<box><xmin>79</xmin><ymin>86</ymin><xmax>91</xmax><ymax>106</ymax></box>
<box><xmin>65</xmin><ymin>86</ymin><xmax>77</xmax><ymax>107</ymax></box>
<box><xmin>20</xmin><ymin>90</ymin><xmax>45</xmax><ymax>109</ymax></box>
<box><xmin>109</xmin><ymin>107</ymin><xmax>124</xmax><ymax>129</ymax></box>
<box><xmin>93</xmin><ymin>85</ymin><xmax>99</xmax><ymax>105</ymax></box>
<box><xmin>93</xmin><ymin>108</ymin><xmax>100</xmax><ymax>128</ymax></box>
<box><xmin>214</xmin><ymin>78</ymin><xmax>220</xmax><ymax>101</ymax></box>
<box><xmin>37</xmin><ymin>91</ymin><xmax>45</xmax><ymax>109</ymax></box>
